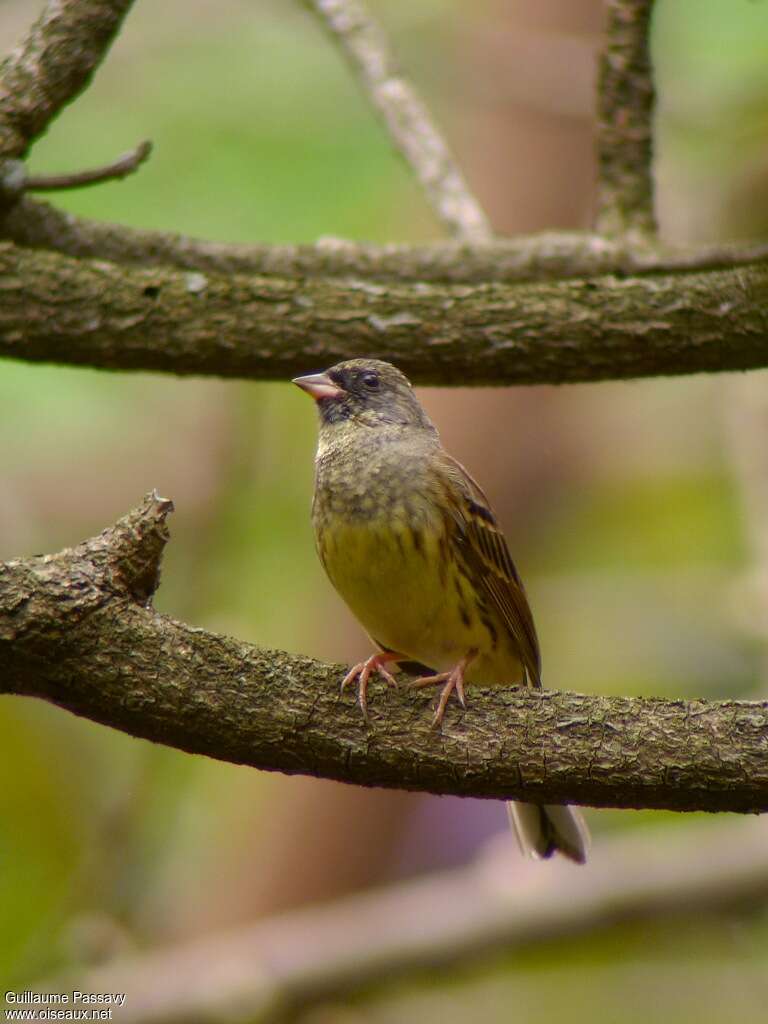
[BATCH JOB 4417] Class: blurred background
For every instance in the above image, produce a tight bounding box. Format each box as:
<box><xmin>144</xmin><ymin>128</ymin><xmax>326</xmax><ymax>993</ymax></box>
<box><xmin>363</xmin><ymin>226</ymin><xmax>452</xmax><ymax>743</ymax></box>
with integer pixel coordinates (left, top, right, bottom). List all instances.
<box><xmin>2</xmin><ymin>0</ymin><xmax>768</xmax><ymax>1020</ymax></box>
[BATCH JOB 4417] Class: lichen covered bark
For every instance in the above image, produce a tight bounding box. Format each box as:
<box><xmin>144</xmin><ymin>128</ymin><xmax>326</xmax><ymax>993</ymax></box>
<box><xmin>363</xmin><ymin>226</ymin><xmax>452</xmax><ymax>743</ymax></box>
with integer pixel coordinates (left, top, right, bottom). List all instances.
<box><xmin>2</xmin><ymin>242</ymin><xmax>768</xmax><ymax>386</ymax></box>
<box><xmin>0</xmin><ymin>0</ymin><xmax>136</xmax><ymax>159</ymax></box>
<box><xmin>2</xmin><ymin>496</ymin><xmax>768</xmax><ymax>813</ymax></box>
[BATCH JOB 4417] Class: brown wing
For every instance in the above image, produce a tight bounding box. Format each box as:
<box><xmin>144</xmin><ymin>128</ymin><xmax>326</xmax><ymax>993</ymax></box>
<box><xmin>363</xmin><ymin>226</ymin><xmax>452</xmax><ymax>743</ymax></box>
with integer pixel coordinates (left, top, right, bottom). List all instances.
<box><xmin>436</xmin><ymin>451</ymin><xmax>542</xmax><ymax>687</ymax></box>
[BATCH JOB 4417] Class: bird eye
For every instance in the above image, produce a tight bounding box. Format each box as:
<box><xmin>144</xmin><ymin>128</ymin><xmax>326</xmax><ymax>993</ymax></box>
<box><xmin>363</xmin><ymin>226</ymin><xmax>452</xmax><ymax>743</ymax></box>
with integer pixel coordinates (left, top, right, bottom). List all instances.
<box><xmin>361</xmin><ymin>372</ymin><xmax>380</xmax><ymax>390</ymax></box>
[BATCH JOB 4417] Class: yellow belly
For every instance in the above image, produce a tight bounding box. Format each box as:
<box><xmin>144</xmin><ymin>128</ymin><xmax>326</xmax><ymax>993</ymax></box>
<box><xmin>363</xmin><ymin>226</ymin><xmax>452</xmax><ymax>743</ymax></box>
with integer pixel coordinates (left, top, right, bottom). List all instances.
<box><xmin>318</xmin><ymin>514</ymin><xmax>525</xmax><ymax>686</ymax></box>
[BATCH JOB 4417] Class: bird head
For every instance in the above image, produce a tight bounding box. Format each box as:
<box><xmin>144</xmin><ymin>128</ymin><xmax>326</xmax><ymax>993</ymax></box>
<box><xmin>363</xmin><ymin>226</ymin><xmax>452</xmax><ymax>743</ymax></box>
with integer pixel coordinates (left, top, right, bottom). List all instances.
<box><xmin>293</xmin><ymin>359</ymin><xmax>435</xmax><ymax>432</ymax></box>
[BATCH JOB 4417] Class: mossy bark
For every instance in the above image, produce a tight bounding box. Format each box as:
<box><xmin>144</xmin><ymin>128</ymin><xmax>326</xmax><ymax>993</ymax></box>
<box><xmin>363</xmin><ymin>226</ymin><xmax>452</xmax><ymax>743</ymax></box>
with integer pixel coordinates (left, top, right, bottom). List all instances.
<box><xmin>2</xmin><ymin>242</ymin><xmax>768</xmax><ymax>386</ymax></box>
<box><xmin>2</xmin><ymin>495</ymin><xmax>768</xmax><ymax>814</ymax></box>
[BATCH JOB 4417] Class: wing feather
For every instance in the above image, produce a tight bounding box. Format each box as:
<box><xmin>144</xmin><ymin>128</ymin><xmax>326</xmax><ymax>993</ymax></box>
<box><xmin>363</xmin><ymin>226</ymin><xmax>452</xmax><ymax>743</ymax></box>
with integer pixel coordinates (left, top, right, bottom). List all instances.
<box><xmin>436</xmin><ymin>451</ymin><xmax>542</xmax><ymax>687</ymax></box>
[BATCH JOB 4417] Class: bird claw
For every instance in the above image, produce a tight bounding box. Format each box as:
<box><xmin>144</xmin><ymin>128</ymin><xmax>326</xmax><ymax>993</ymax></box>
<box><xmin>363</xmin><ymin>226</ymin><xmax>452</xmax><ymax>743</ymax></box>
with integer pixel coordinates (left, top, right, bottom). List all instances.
<box><xmin>456</xmin><ymin>675</ymin><xmax>466</xmax><ymax>708</ymax></box>
<box><xmin>341</xmin><ymin>653</ymin><xmax>401</xmax><ymax>722</ymax></box>
<box><xmin>410</xmin><ymin>670</ymin><xmax>462</xmax><ymax>728</ymax></box>
<box><xmin>412</xmin><ymin>653</ymin><xmax>475</xmax><ymax>727</ymax></box>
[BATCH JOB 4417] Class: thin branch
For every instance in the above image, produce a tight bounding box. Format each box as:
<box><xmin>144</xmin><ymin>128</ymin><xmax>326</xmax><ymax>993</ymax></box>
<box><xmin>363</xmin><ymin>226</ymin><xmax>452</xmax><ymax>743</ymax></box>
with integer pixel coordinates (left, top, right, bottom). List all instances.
<box><xmin>3</xmin><ymin>240</ymin><xmax>768</xmax><ymax>386</ymax></box>
<box><xmin>24</xmin><ymin>139</ymin><xmax>152</xmax><ymax>192</ymax></box>
<box><xmin>0</xmin><ymin>0</ymin><xmax>137</xmax><ymax>160</ymax></box>
<box><xmin>2</xmin><ymin>494</ymin><xmax>768</xmax><ymax>814</ymax></box>
<box><xmin>7</xmin><ymin>197</ymin><xmax>768</xmax><ymax>285</ymax></box>
<box><xmin>595</xmin><ymin>0</ymin><xmax>656</xmax><ymax>236</ymax></box>
<box><xmin>38</xmin><ymin>817</ymin><xmax>768</xmax><ymax>1024</ymax></box>
<box><xmin>1</xmin><ymin>195</ymin><xmax>618</xmax><ymax>282</ymax></box>
<box><xmin>304</xmin><ymin>0</ymin><xmax>493</xmax><ymax>243</ymax></box>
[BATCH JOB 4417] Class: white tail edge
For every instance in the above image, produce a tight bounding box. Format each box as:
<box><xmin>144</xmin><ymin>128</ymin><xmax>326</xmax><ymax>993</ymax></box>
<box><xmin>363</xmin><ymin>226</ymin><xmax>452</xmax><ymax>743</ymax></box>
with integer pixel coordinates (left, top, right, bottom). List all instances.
<box><xmin>507</xmin><ymin>801</ymin><xmax>590</xmax><ymax>865</ymax></box>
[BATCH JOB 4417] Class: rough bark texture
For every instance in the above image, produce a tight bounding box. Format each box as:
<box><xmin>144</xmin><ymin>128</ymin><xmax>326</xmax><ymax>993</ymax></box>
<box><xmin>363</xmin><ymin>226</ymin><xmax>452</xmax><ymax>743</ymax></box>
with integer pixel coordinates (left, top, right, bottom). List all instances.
<box><xmin>0</xmin><ymin>0</ymin><xmax>136</xmax><ymax>159</ymax></box>
<box><xmin>2</xmin><ymin>241</ymin><xmax>768</xmax><ymax>386</ymax></box>
<box><xmin>2</xmin><ymin>495</ymin><xmax>768</xmax><ymax>814</ymax></box>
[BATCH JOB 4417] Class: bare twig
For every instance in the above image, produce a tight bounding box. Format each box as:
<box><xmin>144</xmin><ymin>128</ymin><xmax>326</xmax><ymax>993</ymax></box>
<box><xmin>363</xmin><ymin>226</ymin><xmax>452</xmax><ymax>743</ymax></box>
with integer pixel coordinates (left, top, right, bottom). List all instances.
<box><xmin>3</xmin><ymin>494</ymin><xmax>768</xmax><ymax>814</ymax></box>
<box><xmin>304</xmin><ymin>0</ymin><xmax>493</xmax><ymax>243</ymax></box>
<box><xmin>3</xmin><ymin>240</ymin><xmax>768</xmax><ymax>386</ymax></box>
<box><xmin>0</xmin><ymin>0</ymin><xmax>137</xmax><ymax>159</ymax></box>
<box><xmin>39</xmin><ymin>817</ymin><xmax>768</xmax><ymax>1024</ymax></box>
<box><xmin>25</xmin><ymin>139</ymin><xmax>152</xmax><ymax>192</ymax></box>
<box><xmin>595</xmin><ymin>0</ymin><xmax>656</xmax><ymax>236</ymax></box>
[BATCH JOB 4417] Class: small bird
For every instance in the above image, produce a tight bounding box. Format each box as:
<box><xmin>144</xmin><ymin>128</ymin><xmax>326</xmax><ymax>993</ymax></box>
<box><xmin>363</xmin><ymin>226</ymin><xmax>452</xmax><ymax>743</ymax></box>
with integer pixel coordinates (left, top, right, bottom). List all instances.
<box><xmin>294</xmin><ymin>358</ymin><xmax>589</xmax><ymax>864</ymax></box>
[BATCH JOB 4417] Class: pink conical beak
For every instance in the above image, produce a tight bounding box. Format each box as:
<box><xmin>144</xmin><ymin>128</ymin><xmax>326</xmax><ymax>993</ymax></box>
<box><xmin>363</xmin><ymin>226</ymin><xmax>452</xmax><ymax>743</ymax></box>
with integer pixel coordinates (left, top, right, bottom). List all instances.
<box><xmin>292</xmin><ymin>372</ymin><xmax>344</xmax><ymax>401</ymax></box>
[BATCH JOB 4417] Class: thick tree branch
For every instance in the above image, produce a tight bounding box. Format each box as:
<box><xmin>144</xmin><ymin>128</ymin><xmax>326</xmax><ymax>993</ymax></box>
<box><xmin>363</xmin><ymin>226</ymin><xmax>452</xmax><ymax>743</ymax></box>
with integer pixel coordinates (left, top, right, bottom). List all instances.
<box><xmin>40</xmin><ymin>817</ymin><xmax>768</xmax><ymax>1024</ymax></box>
<box><xmin>0</xmin><ymin>0</ymin><xmax>136</xmax><ymax>159</ymax></box>
<box><xmin>304</xmin><ymin>0</ymin><xmax>492</xmax><ymax>243</ymax></box>
<box><xmin>2</xmin><ymin>495</ymin><xmax>768</xmax><ymax>814</ymax></box>
<box><xmin>2</xmin><ymin>240</ymin><xmax>768</xmax><ymax>386</ymax></box>
<box><xmin>596</xmin><ymin>0</ymin><xmax>656</xmax><ymax>236</ymax></box>
<box><xmin>7</xmin><ymin>196</ymin><xmax>768</xmax><ymax>285</ymax></box>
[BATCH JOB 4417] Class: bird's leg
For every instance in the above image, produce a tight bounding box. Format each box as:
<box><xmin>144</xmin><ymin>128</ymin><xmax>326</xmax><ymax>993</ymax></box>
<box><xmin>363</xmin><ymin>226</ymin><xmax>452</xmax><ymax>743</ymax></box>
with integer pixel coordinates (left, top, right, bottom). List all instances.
<box><xmin>341</xmin><ymin>651</ymin><xmax>405</xmax><ymax>722</ymax></box>
<box><xmin>410</xmin><ymin>651</ymin><xmax>477</xmax><ymax>727</ymax></box>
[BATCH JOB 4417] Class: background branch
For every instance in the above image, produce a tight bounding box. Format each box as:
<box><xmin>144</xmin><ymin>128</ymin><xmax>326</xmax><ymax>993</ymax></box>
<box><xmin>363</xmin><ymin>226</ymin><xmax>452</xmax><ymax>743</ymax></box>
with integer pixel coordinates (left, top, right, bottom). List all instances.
<box><xmin>596</xmin><ymin>0</ymin><xmax>656</xmax><ymax>235</ymax></box>
<box><xmin>0</xmin><ymin>0</ymin><xmax>762</xmax><ymax>397</ymax></box>
<box><xmin>2</xmin><ymin>494</ymin><xmax>768</xmax><ymax>814</ymax></box>
<box><xmin>0</xmin><ymin>0</ymin><xmax>137</xmax><ymax>159</ymax></box>
<box><xmin>3</xmin><ymin>241</ymin><xmax>768</xmax><ymax>386</ymax></box>
<box><xmin>305</xmin><ymin>0</ymin><xmax>493</xmax><ymax>243</ymax></box>
<box><xmin>41</xmin><ymin>816</ymin><xmax>768</xmax><ymax>1024</ymax></box>
<box><xmin>7</xmin><ymin>197</ymin><xmax>768</xmax><ymax>284</ymax></box>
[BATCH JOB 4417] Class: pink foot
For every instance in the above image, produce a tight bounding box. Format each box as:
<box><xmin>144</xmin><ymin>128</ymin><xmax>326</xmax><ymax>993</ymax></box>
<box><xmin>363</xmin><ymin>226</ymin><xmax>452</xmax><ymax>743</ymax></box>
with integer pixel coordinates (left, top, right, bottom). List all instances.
<box><xmin>341</xmin><ymin>652</ymin><xmax>402</xmax><ymax>722</ymax></box>
<box><xmin>411</xmin><ymin>652</ymin><xmax>476</xmax><ymax>726</ymax></box>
